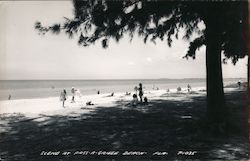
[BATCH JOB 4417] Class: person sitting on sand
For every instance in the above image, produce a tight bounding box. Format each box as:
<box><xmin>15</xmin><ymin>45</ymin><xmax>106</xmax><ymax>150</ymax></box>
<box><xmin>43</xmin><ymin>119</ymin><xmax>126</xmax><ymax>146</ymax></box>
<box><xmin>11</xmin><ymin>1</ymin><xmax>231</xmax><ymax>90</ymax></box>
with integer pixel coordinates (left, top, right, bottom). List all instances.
<box><xmin>60</xmin><ymin>89</ymin><xmax>67</xmax><ymax>107</ymax></box>
<box><xmin>144</xmin><ymin>97</ymin><xmax>148</xmax><ymax>104</ymax></box>
<box><xmin>107</xmin><ymin>92</ymin><xmax>114</xmax><ymax>97</ymax></box>
<box><xmin>125</xmin><ymin>92</ymin><xmax>131</xmax><ymax>96</ymax></box>
<box><xmin>132</xmin><ymin>94</ymin><xmax>138</xmax><ymax>107</ymax></box>
<box><xmin>97</xmin><ymin>90</ymin><xmax>100</xmax><ymax>94</ymax></box>
<box><xmin>177</xmin><ymin>86</ymin><xmax>182</xmax><ymax>92</ymax></box>
<box><xmin>86</xmin><ymin>101</ymin><xmax>94</xmax><ymax>106</ymax></box>
<box><xmin>138</xmin><ymin>83</ymin><xmax>144</xmax><ymax>102</ymax></box>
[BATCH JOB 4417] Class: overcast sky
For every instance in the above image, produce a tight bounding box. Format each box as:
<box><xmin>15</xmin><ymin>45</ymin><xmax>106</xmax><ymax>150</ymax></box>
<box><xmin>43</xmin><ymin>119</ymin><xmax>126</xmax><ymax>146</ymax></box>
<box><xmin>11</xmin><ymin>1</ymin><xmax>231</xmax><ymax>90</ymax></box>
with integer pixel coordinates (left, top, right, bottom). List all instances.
<box><xmin>0</xmin><ymin>1</ymin><xmax>247</xmax><ymax>80</ymax></box>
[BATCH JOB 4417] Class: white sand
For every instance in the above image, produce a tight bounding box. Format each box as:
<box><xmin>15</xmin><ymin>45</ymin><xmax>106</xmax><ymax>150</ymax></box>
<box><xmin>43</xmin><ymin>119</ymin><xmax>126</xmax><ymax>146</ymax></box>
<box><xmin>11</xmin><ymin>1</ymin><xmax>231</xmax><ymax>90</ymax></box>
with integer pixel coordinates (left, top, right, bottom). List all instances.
<box><xmin>0</xmin><ymin>86</ymin><xmax>236</xmax><ymax>117</ymax></box>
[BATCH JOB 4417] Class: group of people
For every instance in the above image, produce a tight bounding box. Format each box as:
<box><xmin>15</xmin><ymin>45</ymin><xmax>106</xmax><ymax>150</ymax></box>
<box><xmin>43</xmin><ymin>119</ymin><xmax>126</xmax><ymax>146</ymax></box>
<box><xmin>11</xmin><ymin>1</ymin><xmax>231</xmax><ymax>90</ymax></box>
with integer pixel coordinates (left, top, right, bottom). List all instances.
<box><xmin>60</xmin><ymin>83</ymin><xmax>147</xmax><ymax>108</ymax></box>
<box><xmin>176</xmin><ymin>84</ymin><xmax>192</xmax><ymax>93</ymax></box>
<box><xmin>131</xmin><ymin>83</ymin><xmax>148</xmax><ymax>107</ymax></box>
<box><xmin>60</xmin><ymin>87</ymin><xmax>78</xmax><ymax>107</ymax></box>
<box><xmin>59</xmin><ymin>83</ymin><xmax>194</xmax><ymax>108</ymax></box>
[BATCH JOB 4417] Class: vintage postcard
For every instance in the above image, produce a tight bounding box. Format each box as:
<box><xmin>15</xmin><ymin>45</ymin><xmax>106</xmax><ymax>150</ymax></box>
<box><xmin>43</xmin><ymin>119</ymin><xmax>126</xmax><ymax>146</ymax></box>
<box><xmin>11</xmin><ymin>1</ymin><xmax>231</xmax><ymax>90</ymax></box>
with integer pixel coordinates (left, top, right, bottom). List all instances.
<box><xmin>0</xmin><ymin>0</ymin><xmax>249</xmax><ymax>160</ymax></box>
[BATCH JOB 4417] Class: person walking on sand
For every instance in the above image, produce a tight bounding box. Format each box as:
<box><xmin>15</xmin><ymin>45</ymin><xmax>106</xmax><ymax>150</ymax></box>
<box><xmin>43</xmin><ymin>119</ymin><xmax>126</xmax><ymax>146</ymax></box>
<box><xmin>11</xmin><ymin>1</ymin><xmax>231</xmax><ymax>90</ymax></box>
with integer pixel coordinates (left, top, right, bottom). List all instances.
<box><xmin>60</xmin><ymin>89</ymin><xmax>67</xmax><ymax>107</ymax></box>
<box><xmin>71</xmin><ymin>87</ymin><xmax>76</xmax><ymax>103</ymax></box>
<box><xmin>138</xmin><ymin>83</ymin><xmax>144</xmax><ymax>103</ymax></box>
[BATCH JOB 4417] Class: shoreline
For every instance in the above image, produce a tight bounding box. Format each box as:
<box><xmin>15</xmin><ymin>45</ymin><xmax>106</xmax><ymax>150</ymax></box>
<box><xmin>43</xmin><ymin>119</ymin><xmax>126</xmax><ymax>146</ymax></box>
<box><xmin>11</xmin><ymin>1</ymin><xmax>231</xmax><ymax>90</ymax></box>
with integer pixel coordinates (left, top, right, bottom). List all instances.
<box><xmin>0</xmin><ymin>79</ymin><xmax>244</xmax><ymax>101</ymax></box>
<box><xmin>0</xmin><ymin>86</ymin><xmax>241</xmax><ymax>115</ymax></box>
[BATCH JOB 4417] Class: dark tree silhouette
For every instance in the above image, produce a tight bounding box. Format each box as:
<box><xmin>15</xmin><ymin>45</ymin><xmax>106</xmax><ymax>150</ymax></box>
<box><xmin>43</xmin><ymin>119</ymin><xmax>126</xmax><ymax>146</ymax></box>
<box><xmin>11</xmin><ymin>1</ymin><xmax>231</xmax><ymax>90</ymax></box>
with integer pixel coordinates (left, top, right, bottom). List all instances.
<box><xmin>35</xmin><ymin>1</ymin><xmax>248</xmax><ymax>132</ymax></box>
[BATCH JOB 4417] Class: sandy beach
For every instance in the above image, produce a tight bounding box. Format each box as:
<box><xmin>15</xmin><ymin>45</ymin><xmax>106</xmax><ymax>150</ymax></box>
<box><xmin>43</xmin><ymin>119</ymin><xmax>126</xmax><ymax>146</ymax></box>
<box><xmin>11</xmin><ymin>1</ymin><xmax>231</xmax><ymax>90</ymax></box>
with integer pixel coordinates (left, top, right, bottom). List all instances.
<box><xmin>0</xmin><ymin>86</ymin><xmax>249</xmax><ymax>160</ymax></box>
<box><xmin>0</xmin><ymin>87</ymin><xmax>206</xmax><ymax>115</ymax></box>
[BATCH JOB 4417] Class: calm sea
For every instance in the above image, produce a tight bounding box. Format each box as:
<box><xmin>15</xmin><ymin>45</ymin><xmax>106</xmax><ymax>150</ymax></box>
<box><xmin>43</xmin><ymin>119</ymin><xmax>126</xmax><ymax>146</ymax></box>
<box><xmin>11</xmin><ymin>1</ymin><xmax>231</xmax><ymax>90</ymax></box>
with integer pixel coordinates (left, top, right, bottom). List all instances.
<box><xmin>0</xmin><ymin>78</ymin><xmax>244</xmax><ymax>100</ymax></box>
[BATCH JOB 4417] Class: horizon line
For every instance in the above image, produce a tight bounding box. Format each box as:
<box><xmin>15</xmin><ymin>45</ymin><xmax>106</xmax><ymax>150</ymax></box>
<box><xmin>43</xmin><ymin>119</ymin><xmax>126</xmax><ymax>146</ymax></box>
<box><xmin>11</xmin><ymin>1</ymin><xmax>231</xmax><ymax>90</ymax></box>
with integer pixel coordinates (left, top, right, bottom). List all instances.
<box><xmin>0</xmin><ymin>77</ymin><xmax>246</xmax><ymax>81</ymax></box>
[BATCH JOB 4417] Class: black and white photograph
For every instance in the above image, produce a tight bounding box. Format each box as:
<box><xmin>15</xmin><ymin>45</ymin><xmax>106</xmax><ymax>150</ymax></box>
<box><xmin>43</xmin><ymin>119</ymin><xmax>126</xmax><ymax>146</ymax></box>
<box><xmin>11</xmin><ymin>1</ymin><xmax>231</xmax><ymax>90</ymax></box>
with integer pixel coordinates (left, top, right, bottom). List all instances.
<box><xmin>0</xmin><ymin>0</ymin><xmax>249</xmax><ymax>160</ymax></box>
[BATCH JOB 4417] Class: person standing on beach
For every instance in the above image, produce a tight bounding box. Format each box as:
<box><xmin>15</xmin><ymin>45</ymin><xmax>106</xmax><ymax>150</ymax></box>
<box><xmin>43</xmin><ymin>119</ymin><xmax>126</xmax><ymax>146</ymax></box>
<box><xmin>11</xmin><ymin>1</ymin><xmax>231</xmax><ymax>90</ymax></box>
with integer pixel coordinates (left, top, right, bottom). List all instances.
<box><xmin>187</xmin><ymin>84</ymin><xmax>192</xmax><ymax>92</ymax></box>
<box><xmin>71</xmin><ymin>87</ymin><xmax>76</xmax><ymax>103</ymax></box>
<box><xmin>237</xmin><ymin>80</ymin><xmax>241</xmax><ymax>89</ymax></box>
<box><xmin>60</xmin><ymin>89</ymin><xmax>67</xmax><ymax>107</ymax></box>
<box><xmin>138</xmin><ymin>83</ymin><xmax>143</xmax><ymax>102</ymax></box>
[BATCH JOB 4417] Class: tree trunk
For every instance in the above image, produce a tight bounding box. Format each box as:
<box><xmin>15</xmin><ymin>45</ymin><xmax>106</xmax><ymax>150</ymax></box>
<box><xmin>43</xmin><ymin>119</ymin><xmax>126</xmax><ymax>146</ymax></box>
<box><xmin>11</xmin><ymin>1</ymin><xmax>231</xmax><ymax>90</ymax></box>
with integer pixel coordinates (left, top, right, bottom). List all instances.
<box><xmin>247</xmin><ymin>55</ymin><xmax>250</xmax><ymax>139</ymax></box>
<box><xmin>248</xmin><ymin>56</ymin><xmax>249</xmax><ymax>88</ymax></box>
<box><xmin>245</xmin><ymin>2</ymin><xmax>250</xmax><ymax>140</ymax></box>
<box><xmin>205</xmin><ymin>17</ymin><xmax>227</xmax><ymax>126</ymax></box>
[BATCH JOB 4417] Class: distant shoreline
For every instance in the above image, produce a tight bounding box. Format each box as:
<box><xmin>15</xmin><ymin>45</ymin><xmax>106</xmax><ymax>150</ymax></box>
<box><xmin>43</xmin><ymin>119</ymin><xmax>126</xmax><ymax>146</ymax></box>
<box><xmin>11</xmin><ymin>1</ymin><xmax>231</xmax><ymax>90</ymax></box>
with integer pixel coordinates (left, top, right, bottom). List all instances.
<box><xmin>0</xmin><ymin>78</ymin><xmax>246</xmax><ymax>81</ymax></box>
<box><xmin>0</xmin><ymin>79</ymin><xmax>245</xmax><ymax>101</ymax></box>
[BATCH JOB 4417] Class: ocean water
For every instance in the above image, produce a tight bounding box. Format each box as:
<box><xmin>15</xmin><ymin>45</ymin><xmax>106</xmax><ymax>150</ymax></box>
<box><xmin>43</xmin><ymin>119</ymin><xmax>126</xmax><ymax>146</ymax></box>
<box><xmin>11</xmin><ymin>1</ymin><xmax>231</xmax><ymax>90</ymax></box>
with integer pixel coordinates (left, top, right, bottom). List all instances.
<box><xmin>0</xmin><ymin>78</ymin><xmax>244</xmax><ymax>100</ymax></box>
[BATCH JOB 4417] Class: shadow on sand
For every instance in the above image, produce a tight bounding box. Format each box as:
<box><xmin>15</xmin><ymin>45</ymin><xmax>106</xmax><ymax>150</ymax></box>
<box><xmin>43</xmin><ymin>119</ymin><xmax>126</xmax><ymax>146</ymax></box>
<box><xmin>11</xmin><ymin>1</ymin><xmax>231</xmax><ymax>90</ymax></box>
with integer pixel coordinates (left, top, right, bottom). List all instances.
<box><xmin>0</xmin><ymin>90</ymin><xmax>249</xmax><ymax>160</ymax></box>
